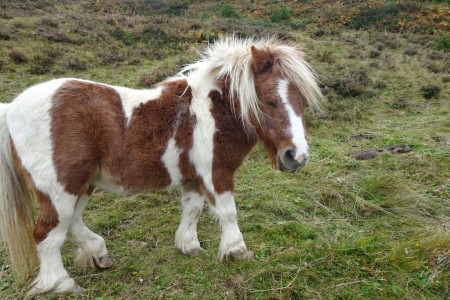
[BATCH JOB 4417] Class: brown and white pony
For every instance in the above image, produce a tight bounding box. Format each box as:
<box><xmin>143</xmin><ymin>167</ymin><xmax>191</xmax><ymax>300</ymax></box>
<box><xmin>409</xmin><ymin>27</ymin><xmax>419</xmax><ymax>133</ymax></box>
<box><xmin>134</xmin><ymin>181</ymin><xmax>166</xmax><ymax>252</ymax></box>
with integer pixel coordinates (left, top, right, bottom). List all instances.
<box><xmin>0</xmin><ymin>37</ymin><xmax>323</xmax><ymax>295</ymax></box>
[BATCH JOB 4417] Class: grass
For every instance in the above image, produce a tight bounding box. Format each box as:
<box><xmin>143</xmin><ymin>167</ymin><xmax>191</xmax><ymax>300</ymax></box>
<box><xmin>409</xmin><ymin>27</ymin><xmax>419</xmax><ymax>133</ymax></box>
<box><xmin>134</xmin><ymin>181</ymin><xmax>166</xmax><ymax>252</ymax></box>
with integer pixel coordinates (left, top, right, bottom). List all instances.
<box><xmin>1</xmin><ymin>1</ymin><xmax>449</xmax><ymax>299</ymax></box>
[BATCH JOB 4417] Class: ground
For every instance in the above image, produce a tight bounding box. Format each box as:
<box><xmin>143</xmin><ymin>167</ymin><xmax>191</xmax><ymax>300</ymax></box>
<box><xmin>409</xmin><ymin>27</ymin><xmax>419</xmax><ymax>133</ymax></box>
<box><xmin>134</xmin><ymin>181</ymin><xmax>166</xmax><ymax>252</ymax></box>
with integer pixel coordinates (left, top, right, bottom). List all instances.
<box><xmin>0</xmin><ymin>1</ymin><xmax>449</xmax><ymax>299</ymax></box>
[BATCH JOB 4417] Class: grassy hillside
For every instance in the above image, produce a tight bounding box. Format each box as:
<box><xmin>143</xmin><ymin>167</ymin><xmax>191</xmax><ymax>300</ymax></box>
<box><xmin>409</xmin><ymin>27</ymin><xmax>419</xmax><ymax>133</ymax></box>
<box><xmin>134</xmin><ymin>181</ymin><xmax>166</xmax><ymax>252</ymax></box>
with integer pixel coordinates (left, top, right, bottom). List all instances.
<box><xmin>1</xmin><ymin>1</ymin><xmax>449</xmax><ymax>299</ymax></box>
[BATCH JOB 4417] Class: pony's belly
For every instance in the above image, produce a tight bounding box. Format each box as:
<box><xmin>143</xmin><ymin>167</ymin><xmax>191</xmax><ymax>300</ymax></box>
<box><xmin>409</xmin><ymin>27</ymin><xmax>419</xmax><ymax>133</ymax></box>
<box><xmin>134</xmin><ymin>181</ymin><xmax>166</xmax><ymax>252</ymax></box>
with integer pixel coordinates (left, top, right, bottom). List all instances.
<box><xmin>91</xmin><ymin>172</ymin><xmax>129</xmax><ymax>195</ymax></box>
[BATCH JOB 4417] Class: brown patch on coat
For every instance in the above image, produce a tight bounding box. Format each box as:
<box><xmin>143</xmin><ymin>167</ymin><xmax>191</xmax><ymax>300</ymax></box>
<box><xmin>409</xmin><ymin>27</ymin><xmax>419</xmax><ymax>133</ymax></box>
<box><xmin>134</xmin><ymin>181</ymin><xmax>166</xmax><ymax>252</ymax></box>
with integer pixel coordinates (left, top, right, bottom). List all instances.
<box><xmin>51</xmin><ymin>80</ymin><xmax>125</xmax><ymax>196</ymax></box>
<box><xmin>32</xmin><ymin>190</ymin><xmax>59</xmax><ymax>243</ymax></box>
<box><xmin>209</xmin><ymin>86</ymin><xmax>256</xmax><ymax>196</ymax></box>
<box><xmin>121</xmin><ymin>79</ymin><xmax>195</xmax><ymax>191</ymax></box>
<box><xmin>11</xmin><ymin>140</ymin><xmax>59</xmax><ymax>244</ymax></box>
<box><xmin>169</xmin><ymin>81</ymin><xmax>197</xmax><ymax>184</ymax></box>
<box><xmin>51</xmin><ymin>79</ymin><xmax>197</xmax><ymax>195</ymax></box>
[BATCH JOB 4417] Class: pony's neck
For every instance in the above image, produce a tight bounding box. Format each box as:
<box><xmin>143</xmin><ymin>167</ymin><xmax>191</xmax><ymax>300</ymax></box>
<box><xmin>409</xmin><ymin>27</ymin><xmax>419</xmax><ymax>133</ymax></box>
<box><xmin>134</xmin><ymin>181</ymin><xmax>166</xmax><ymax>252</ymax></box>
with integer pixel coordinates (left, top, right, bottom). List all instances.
<box><xmin>211</xmin><ymin>78</ymin><xmax>257</xmax><ymax>145</ymax></box>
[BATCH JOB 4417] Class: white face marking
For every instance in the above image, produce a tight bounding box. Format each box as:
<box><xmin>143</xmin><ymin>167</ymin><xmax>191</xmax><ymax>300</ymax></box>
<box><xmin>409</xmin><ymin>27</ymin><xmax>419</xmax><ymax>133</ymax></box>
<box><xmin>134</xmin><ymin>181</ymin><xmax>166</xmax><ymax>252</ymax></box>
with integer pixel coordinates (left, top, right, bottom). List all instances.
<box><xmin>277</xmin><ymin>79</ymin><xmax>309</xmax><ymax>160</ymax></box>
<box><xmin>161</xmin><ymin>137</ymin><xmax>183</xmax><ymax>187</ymax></box>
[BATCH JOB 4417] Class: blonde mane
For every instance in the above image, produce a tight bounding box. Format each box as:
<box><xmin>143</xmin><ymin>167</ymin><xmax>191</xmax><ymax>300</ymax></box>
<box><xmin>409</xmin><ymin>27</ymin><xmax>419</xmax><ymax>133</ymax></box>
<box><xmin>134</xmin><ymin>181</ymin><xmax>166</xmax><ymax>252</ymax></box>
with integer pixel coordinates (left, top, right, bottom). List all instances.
<box><xmin>182</xmin><ymin>36</ymin><xmax>324</xmax><ymax>127</ymax></box>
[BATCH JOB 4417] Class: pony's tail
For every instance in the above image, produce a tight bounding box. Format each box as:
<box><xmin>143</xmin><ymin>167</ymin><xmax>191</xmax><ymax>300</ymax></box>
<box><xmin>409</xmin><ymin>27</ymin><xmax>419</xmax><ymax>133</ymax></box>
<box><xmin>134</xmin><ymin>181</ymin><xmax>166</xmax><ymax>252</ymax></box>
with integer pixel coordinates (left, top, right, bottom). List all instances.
<box><xmin>0</xmin><ymin>103</ymin><xmax>37</xmax><ymax>280</ymax></box>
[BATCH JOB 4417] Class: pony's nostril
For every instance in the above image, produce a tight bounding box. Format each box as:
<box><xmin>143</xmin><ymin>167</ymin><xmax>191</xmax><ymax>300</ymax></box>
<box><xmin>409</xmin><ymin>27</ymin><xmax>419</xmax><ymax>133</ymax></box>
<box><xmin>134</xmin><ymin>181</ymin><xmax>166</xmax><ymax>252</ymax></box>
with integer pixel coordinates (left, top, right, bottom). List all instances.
<box><xmin>284</xmin><ymin>149</ymin><xmax>296</xmax><ymax>162</ymax></box>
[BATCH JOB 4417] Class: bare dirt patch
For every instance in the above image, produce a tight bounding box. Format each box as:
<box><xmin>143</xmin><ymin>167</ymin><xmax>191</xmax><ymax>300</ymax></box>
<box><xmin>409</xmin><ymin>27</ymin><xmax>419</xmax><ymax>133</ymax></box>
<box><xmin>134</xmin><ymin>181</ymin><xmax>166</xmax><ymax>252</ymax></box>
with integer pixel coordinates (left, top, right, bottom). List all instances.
<box><xmin>349</xmin><ymin>144</ymin><xmax>411</xmax><ymax>160</ymax></box>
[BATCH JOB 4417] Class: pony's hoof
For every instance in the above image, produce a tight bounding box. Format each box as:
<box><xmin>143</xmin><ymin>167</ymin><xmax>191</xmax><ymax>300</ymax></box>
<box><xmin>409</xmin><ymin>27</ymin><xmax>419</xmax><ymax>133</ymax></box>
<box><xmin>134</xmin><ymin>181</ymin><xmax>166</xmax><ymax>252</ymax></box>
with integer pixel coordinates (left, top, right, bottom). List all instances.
<box><xmin>26</xmin><ymin>286</ymin><xmax>46</xmax><ymax>298</ymax></box>
<box><xmin>187</xmin><ymin>247</ymin><xmax>206</xmax><ymax>257</ymax></box>
<box><xmin>228</xmin><ymin>248</ymin><xmax>254</xmax><ymax>260</ymax></box>
<box><xmin>27</xmin><ymin>277</ymin><xmax>83</xmax><ymax>297</ymax></box>
<box><xmin>67</xmin><ymin>284</ymin><xmax>85</xmax><ymax>294</ymax></box>
<box><xmin>55</xmin><ymin>277</ymin><xmax>83</xmax><ymax>294</ymax></box>
<box><xmin>93</xmin><ymin>255</ymin><xmax>114</xmax><ymax>269</ymax></box>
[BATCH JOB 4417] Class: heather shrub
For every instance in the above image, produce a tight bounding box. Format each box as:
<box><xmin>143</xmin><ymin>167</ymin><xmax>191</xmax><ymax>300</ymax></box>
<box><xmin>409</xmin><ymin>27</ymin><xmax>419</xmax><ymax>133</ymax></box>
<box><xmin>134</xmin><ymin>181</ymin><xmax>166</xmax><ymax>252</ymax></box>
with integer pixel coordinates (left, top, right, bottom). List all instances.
<box><xmin>8</xmin><ymin>49</ymin><xmax>28</xmax><ymax>64</ymax></box>
<box><xmin>421</xmin><ymin>85</ymin><xmax>441</xmax><ymax>99</ymax></box>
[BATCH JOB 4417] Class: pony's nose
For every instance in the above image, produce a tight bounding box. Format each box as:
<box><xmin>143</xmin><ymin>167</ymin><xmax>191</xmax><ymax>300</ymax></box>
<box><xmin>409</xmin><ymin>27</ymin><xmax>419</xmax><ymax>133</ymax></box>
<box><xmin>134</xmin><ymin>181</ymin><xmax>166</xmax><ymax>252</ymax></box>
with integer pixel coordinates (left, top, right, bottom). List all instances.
<box><xmin>282</xmin><ymin>147</ymin><xmax>309</xmax><ymax>170</ymax></box>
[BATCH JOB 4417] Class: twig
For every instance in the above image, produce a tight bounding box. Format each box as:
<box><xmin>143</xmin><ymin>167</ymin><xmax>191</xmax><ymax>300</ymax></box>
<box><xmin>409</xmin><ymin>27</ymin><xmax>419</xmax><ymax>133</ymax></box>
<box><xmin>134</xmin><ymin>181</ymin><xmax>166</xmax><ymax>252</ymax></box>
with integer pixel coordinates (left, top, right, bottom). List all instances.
<box><xmin>126</xmin><ymin>285</ymin><xmax>146</xmax><ymax>300</ymax></box>
<box><xmin>74</xmin><ymin>271</ymin><xmax>111</xmax><ymax>279</ymax></box>
<box><xmin>330</xmin><ymin>280</ymin><xmax>366</xmax><ymax>289</ymax></box>
<box><xmin>0</xmin><ymin>263</ymin><xmax>5</xmax><ymax>281</ymax></box>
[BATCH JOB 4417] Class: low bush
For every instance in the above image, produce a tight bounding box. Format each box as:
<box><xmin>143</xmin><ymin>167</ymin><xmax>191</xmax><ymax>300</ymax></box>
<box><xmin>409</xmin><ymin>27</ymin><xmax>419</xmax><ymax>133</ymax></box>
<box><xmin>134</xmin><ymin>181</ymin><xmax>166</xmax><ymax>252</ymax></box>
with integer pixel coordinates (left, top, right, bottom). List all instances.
<box><xmin>424</xmin><ymin>59</ymin><xmax>450</xmax><ymax>73</ymax></box>
<box><xmin>40</xmin><ymin>31</ymin><xmax>72</xmax><ymax>43</ymax></box>
<box><xmin>37</xmin><ymin>17</ymin><xmax>59</xmax><ymax>28</ymax></box>
<box><xmin>0</xmin><ymin>28</ymin><xmax>13</xmax><ymax>40</ymax></box>
<box><xmin>346</xmin><ymin>2</ymin><xmax>421</xmax><ymax>32</ymax></box>
<box><xmin>271</xmin><ymin>6</ymin><xmax>291</xmax><ymax>23</ymax></box>
<box><xmin>0</xmin><ymin>11</ymin><xmax>13</xmax><ymax>19</ymax></box>
<box><xmin>220</xmin><ymin>4</ymin><xmax>240</xmax><ymax>19</ymax></box>
<box><xmin>421</xmin><ymin>85</ymin><xmax>441</xmax><ymax>99</ymax></box>
<box><xmin>97</xmin><ymin>47</ymin><xmax>124</xmax><ymax>65</ymax></box>
<box><xmin>390</xmin><ymin>96</ymin><xmax>410</xmax><ymax>109</ymax></box>
<box><xmin>0</xmin><ymin>58</ymin><xmax>6</xmax><ymax>70</ymax></box>
<box><xmin>8</xmin><ymin>49</ymin><xmax>27</xmax><ymax>63</ymax></box>
<box><xmin>65</xmin><ymin>56</ymin><xmax>88</xmax><ymax>71</ymax></box>
<box><xmin>368</xmin><ymin>49</ymin><xmax>381</xmax><ymax>58</ymax></box>
<box><xmin>404</xmin><ymin>44</ymin><xmax>418</xmax><ymax>56</ymax></box>
<box><xmin>111</xmin><ymin>27</ymin><xmax>135</xmax><ymax>45</ymax></box>
<box><xmin>434</xmin><ymin>35</ymin><xmax>450</xmax><ymax>52</ymax></box>
<box><xmin>28</xmin><ymin>54</ymin><xmax>53</xmax><ymax>74</ymax></box>
<box><xmin>317</xmin><ymin>50</ymin><xmax>335</xmax><ymax>63</ymax></box>
<box><xmin>329</xmin><ymin>70</ymin><xmax>370</xmax><ymax>98</ymax></box>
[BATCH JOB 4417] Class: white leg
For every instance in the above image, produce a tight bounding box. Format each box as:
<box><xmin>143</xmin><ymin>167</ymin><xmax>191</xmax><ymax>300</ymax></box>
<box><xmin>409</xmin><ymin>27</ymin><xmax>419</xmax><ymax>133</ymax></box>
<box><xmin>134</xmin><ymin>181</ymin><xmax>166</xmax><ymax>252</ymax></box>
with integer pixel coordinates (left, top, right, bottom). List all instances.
<box><xmin>209</xmin><ymin>192</ymin><xmax>253</xmax><ymax>260</ymax></box>
<box><xmin>175</xmin><ymin>189</ymin><xmax>205</xmax><ymax>256</ymax></box>
<box><xmin>69</xmin><ymin>195</ymin><xmax>112</xmax><ymax>269</ymax></box>
<box><xmin>27</xmin><ymin>193</ymin><xmax>82</xmax><ymax>296</ymax></box>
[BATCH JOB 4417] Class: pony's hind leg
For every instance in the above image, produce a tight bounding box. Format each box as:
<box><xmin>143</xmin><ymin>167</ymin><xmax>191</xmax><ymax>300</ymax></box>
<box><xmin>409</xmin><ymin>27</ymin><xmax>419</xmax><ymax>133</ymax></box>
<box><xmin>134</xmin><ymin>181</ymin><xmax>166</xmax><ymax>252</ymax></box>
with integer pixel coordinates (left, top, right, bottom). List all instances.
<box><xmin>69</xmin><ymin>193</ymin><xmax>113</xmax><ymax>269</ymax></box>
<box><xmin>27</xmin><ymin>190</ymin><xmax>83</xmax><ymax>296</ymax></box>
<box><xmin>175</xmin><ymin>183</ymin><xmax>206</xmax><ymax>256</ymax></box>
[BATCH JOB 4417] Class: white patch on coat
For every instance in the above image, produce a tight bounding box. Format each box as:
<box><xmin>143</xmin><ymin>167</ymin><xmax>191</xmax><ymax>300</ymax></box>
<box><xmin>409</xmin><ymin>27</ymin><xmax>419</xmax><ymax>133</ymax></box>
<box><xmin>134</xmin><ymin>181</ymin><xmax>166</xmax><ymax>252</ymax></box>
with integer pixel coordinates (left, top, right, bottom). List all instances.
<box><xmin>113</xmin><ymin>85</ymin><xmax>163</xmax><ymax>123</ymax></box>
<box><xmin>7</xmin><ymin>78</ymin><xmax>70</xmax><ymax>198</ymax></box>
<box><xmin>186</xmin><ymin>72</ymin><xmax>217</xmax><ymax>195</ymax></box>
<box><xmin>161</xmin><ymin>137</ymin><xmax>183</xmax><ymax>187</ymax></box>
<box><xmin>7</xmin><ymin>78</ymin><xmax>83</xmax><ymax>294</ymax></box>
<box><xmin>277</xmin><ymin>79</ymin><xmax>309</xmax><ymax>160</ymax></box>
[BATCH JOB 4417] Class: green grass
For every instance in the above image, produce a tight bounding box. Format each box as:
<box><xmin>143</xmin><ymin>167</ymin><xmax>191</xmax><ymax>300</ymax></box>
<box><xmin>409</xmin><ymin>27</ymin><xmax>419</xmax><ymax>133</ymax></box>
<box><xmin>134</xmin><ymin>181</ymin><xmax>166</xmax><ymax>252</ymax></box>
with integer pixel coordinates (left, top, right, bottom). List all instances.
<box><xmin>1</xmin><ymin>1</ymin><xmax>449</xmax><ymax>299</ymax></box>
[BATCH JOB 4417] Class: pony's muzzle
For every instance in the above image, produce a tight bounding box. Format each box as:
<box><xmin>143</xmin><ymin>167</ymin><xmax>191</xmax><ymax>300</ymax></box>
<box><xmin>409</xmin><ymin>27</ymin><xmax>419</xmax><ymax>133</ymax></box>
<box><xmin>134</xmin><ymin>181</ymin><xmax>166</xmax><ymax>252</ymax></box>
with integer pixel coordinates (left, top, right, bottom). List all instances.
<box><xmin>278</xmin><ymin>147</ymin><xmax>309</xmax><ymax>172</ymax></box>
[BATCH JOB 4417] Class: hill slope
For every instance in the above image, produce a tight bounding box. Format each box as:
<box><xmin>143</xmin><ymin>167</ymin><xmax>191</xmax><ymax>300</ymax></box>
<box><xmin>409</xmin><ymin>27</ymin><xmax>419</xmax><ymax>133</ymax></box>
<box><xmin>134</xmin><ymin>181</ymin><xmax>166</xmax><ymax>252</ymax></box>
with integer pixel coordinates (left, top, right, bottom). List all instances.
<box><xmin>0</xmin><ymin>1</ymin><xmax>449</xmax><ymax>299</ymax></box>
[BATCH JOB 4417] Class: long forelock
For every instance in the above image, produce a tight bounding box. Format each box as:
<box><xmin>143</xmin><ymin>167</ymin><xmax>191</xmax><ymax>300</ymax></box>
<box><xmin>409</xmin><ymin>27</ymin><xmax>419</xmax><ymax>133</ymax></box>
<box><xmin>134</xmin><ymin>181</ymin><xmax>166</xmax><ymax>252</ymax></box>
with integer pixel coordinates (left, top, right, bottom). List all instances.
<box><xmin>181</xmin><ymin>37</ymin><xmax>324</xmax><ymax>130</ymax></box>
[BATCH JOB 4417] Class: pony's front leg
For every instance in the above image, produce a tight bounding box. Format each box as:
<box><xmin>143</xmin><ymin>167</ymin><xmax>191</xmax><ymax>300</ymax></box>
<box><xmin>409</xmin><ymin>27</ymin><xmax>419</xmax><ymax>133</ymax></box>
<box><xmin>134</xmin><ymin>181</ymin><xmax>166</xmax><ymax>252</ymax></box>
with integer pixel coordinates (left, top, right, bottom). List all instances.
<box><xmin>210</xmin><ymin>192</ymin><xmax>253</xmax><ymax>260</ymax></box>
<box><xmin>175</xmin><ymin>184</ymin><xmax>205</xmax><ymax>256</ymax></box>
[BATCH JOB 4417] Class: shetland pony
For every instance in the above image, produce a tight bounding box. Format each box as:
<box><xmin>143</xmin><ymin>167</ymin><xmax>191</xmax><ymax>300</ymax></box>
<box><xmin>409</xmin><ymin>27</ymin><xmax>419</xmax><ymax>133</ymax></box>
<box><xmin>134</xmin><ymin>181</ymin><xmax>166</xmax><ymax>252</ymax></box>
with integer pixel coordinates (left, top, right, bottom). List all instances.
<box><xmin>0</xmin><ymin>37</ymin><xmax>323</xmax><ymax>295</ymax></box>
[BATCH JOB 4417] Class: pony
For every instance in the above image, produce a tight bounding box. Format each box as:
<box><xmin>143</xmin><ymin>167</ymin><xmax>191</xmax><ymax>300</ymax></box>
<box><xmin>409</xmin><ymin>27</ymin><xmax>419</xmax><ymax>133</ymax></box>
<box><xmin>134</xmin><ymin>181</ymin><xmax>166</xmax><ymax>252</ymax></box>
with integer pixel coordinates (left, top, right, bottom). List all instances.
<box><xmin>0</xmin><ymin>37</ymin><xmax>324</xmax><ymax>295</ymax></box>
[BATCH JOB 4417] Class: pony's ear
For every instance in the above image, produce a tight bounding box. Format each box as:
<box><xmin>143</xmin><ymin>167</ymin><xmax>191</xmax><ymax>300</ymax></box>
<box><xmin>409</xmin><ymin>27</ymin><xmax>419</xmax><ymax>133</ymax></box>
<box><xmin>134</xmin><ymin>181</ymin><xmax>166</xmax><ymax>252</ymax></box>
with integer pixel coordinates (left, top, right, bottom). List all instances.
<box><xmin>251</xmin><ymin>46</ymin><xmax>274</xmax><ymax>74</ymax></box>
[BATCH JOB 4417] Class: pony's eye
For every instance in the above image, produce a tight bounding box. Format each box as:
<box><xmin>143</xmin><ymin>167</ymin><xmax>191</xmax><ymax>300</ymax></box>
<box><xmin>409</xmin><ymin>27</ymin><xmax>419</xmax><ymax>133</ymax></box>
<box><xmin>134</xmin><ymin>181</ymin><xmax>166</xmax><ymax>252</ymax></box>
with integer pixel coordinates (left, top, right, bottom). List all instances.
<box><xmin>267</xmin><ymin>101</ymin><xmax>277</xmax><ymax>108</ymax></box>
